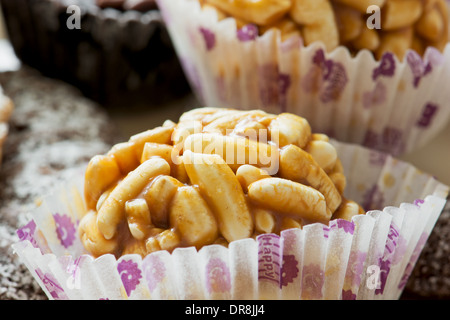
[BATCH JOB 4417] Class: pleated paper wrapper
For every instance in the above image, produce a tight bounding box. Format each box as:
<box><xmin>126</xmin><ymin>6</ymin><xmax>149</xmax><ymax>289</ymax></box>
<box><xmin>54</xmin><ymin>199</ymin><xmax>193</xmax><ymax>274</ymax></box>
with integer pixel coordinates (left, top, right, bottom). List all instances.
<box><xmin>156</xmin><ymin>0</ymin><xmax>450</xmax><ymax>156</ymax></box>
<box><xmin>11</xmin><ymin>140</ymin><xmax>448</xmax><ymax>300</ymax></box>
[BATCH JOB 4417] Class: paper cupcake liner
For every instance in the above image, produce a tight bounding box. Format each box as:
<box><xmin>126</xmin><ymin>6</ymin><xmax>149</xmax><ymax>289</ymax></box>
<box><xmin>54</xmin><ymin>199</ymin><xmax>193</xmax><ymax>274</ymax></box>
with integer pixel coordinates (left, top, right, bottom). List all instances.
<box><xmin>11</xmin><ymin>140</ymin><xmax>449</xmax><ymax>300</ymax></box>
<box><xmin>156</xmin><ymin>0</ymin><xmax>450</xmax><ymax>156</ymax></box>
<box><xmin>0</xmin><ymin>0</ymin><xmax>190</xmax><ymax>107</ymax></box>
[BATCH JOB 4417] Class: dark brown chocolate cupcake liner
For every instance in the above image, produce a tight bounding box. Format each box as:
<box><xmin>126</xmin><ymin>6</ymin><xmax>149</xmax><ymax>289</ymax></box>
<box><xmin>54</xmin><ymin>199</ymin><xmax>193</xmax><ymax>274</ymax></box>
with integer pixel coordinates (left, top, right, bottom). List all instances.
<box><xmin>0</xmin><ymin>0</ymin><xmax>190</xmax><ymax>107</ymax></box>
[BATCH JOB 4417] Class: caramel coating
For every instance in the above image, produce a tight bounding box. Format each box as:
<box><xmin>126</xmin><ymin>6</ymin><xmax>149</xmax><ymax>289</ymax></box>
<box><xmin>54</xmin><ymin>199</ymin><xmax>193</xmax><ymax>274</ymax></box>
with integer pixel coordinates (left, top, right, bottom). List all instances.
<box><xmin>201</xmin><ymin>0</ymin><xmax>449</xmax><ymax>59</ymax></box>
<box><xmin>79</xmin><ymin>107</ymin><xmax>364</xmax><ymax>258</ymax></box>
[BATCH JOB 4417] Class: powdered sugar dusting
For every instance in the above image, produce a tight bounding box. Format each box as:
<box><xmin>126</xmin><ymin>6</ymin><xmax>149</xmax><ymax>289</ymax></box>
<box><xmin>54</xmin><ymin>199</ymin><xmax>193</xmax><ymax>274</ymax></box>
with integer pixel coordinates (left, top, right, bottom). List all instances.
<box><xmin>0</xmin><ymin>67</ymin><xmax>121</xmax><ymax>299</ymax></box>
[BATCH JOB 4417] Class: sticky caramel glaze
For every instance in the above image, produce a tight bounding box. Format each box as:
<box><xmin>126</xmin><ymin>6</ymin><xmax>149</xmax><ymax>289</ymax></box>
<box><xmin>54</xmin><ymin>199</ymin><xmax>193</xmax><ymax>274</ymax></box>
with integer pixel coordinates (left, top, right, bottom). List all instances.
<box><xmin>97</xmin><ymin>177</ymin><xmax>219</xmax><ymax>258</ymax></box>
<box><xmin>81</xmin><ymin>108</ymin><xmax>365</xmax><ymax>258</ymax></box>
<box><xmin>108</xmin><ymin>191</ymin><xmax>300</xmax><ymax>258</ymax></box>
<box><xmin>96</xmin><ymin>169</ymin><xmax>343</xmax><ymax>258</ymax></box>
<box><xmin>104</xmin><ymin>172</ymin><xmax>342</xmax><ymax>258</ymax></box>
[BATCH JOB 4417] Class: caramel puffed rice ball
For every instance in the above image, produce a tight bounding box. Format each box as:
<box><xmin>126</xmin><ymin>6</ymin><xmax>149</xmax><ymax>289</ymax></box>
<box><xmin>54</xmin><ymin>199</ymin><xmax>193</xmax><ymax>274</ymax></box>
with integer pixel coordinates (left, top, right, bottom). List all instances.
<box><xmin>201</xmin><ymin>0</ymin><xmax>449</xmax><ymax>60</ymax></box>
<box><xmin>79</xmin><ymin>108</ymin><xmax>365</xmax><ymax>258</ymax></box>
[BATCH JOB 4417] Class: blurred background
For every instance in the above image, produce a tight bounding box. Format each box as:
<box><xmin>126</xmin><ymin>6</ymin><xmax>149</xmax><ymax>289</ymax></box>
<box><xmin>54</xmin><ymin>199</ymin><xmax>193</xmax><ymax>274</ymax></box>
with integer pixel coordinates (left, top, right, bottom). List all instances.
<box><xmin>0</xmin><ymin>1</ymin><xmax>201</xmax><ymax>138</ymax></box>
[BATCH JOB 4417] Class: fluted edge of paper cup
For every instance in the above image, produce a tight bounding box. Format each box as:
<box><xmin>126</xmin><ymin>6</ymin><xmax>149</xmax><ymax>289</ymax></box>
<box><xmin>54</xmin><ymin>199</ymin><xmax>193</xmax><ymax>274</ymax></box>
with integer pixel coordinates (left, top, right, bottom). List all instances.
<box><xmin>157</xmin><ymin>0</ymin><xmax>450</xmax><ymax>156</ymax></box>
<box><xmin>11</xmin><ymin>140</ymin><xmax>449</xmax><ymax>300</ymax></box>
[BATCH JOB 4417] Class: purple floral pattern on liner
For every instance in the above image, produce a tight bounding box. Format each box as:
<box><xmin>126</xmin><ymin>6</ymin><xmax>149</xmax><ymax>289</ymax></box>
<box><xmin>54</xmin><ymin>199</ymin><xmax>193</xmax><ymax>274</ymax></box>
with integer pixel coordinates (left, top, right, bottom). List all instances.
<box><xmin>372</xmin><ymin>53</ymin><xmax>396</xmax><ymax>80</ymax></box>
<box><xmin>303</xmin><ymin>49</ymin><xmax>348</xmax><ymax>103</ymax></box>
<box><xmin>302</xmin><ymin>264</ymin><xmax>324</xmax><ymax>299</ymax></box>
<box><xmin>142</xmin><ymin>255</ymin><xmax>166</xmax><ymax>292</ymax></box>
<box><xmin>363</xmin><ymin>82</ymin><xmax>387</xmax><ymax>109</ymax></box>
<box><xmin>199</xmin><ymin>27</ymin><xmax>216</xmax><ymax>51</ymax></box>
<box><xmin>369</xmin><ymin>150</ymin><xmax>388</xmax><ymax>167</ymax></box>
<box><xmin>17</xmin><ymin>220</ymin><xmax>38</xmax><ymax>248</ymax></box>
<box><xmin>323</xmin><ymin>219</ymin><xmax>355</xmax><ymax>240</ymax></box>
<box><xmin>35</xmin><ymin>268</ymin><xmax>68</xmax><ymax>300</ymax></box>
<box><xmin>53</xmin><ymin>214</ymin><xmax>76</xmax><ymax>249</ymax></box>
<box><xmin>258</xmin><ymin>64</ymin><xmax>291</xmax><ymax>110</ymax></box>
<box><xmin>205</xmin><ymin>258</ymin><xmax>231</xmax><ymax>294</ymax></box>
<box><xmin>362</xmin><ymin>185</ymin><xmax>385</xmax><ymax>211</ymax></box>
<box><xmin>237</xmin><ymin>24</ymin><xmax>258</xmax><ymax>42</ymax></box>
<box><xmin>278</xmin><ymin>73</ymin><xmax>291</xmax><ymax>111</ymax></box>
<box><xmin>314</xmin><ymin>49</ymin><xmax>348</xmax><ymax>103</ymax></box>
<box><xmin>406</xmin><ymin>50</ymin><xmax>433</xmax><ymax>88</ymax></box>
<box><xmin>118</xmin><ymin>260</ymin><xmax>142</xmax><ymax>297</ymax></box>
<box><xmin>416</xmin><ymin>103</ymin><xmax>439</xmax><ymax>128</ymax></box>
<box><xmin>329</xmin><ymin>219</ymin><xmax>355</xmax><ymax>235</ymax></box>
<box><xmin>341</xmin><ymin>289</ymin><xmax>357</xmax><ymax>300</ymax></box>
<box><xmin>280</xmin><ymin>255</ymin><xmax>299</xmax><ymax>288</ymax></box>
<box><xmin>321</xmin><ymin>63</ymin><xmax>347</xmax><ymax>103</ymax></box>
<box><xmin>363</xmin><ymin>127</ymin><xmax>405</xmax><ymax>156</ymax></box>
<box><xmin>342</xmin><ymin>250</ymin><xmax>368</xmax><ymax>300</ymax></box>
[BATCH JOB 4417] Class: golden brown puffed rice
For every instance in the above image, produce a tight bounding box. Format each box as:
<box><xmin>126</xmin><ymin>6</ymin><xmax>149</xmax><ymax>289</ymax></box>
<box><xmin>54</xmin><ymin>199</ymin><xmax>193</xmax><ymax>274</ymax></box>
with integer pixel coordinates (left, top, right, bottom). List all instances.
<box><xmin>79</xmin><ymin>108</ymin><xmax>365</xmax><ymax>258</ymax></box>
<box><xmin>200</xmin><ymin>0</ymin><xmax>449</xmax><ymax>59</ymax></box>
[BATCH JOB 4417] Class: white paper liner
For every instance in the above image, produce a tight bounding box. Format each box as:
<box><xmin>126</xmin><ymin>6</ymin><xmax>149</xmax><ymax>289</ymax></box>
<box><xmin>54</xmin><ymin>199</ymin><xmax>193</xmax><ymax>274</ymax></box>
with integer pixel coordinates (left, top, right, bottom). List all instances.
<box><xmin>11</xmin><ymin>140</ymin><xmax>449</xmax><ymax>300</ymax></box>
<box><xmin>156</xmin><ymin>0</ymin><xmax>450</xmax><ymax>156</ymax></box>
